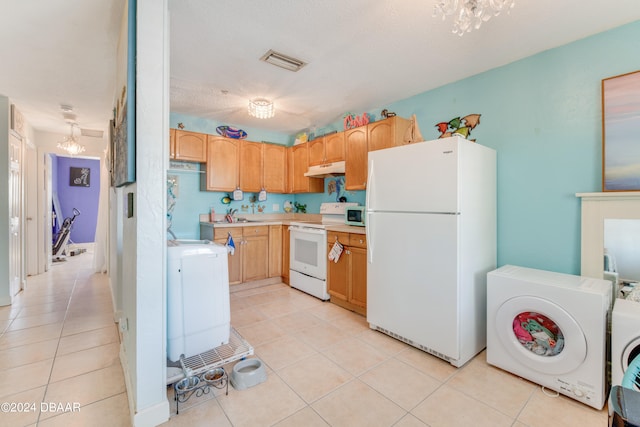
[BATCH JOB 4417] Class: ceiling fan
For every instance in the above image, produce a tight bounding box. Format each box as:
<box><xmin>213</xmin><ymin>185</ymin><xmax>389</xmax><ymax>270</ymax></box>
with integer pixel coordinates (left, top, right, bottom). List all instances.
<box><xmin>60</xmin><ymin>104</ymin><xmax>104</xmax><ymax>139</ymax></box>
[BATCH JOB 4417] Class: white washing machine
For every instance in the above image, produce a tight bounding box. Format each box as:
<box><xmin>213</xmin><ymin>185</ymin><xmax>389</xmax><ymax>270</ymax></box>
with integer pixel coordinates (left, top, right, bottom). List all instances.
<box><xmin>612</xmin><ymin>298</ymin><xmax>640</xmax><ymax>391</ymax></box>
<box><xmin>487</xmin><ymin>265</ymin><xmax>611</xmax><ymax>409</ymax></box>
<box><xmin>167</xmin><ymin>240</ymin><xmax>230</xmax><ymax>362</ymax></box>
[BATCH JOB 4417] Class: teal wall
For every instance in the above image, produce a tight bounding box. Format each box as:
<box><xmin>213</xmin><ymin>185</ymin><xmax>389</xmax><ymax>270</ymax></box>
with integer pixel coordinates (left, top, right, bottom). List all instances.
<box><xmin>381</xmin><ymin>21</ymin><xmax>640</xmax><ymax>275</ymax></box>
<box><xmin>170</xmin><ymin>21</ymin><xmax>640</xmax><ymax>274</ymax></box>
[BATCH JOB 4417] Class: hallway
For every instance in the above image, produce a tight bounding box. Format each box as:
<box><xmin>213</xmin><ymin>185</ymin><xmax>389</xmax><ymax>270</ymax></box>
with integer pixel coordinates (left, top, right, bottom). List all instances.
<box><xmin>0</xmin><ymin>251</ymin><xmax>130</xmax><ymax>426</ymax></box>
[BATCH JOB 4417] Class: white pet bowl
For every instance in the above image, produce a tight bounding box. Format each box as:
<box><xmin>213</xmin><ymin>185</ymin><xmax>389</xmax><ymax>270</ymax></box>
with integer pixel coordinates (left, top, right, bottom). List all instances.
<box><xmin>230</xmin><ymin>358</ymin><xmax>267</xmax><ymax>390</ymax></box>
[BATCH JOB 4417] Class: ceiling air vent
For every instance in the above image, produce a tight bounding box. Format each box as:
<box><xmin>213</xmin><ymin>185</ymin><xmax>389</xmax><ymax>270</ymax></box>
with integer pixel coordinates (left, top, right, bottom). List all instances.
<box><xmin>260</xmin><ymin>49</ymin><xmax>306</xmax><ymax>72</ymax></box>
<box><xmin>80</xmin><ymin>128</ymin><xmax>104</xmax><ymax>138</ymax></box>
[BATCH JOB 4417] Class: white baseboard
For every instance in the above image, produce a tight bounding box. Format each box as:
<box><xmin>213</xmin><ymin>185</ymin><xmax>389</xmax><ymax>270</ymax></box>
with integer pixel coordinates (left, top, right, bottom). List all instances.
<box><xmin>119</xmin><ymin>343</ymin><xmax>170</xmax><ymax>427</ymax></box>
<box><xmin>0</xmin><ymin>295</ymin><xmax>11</xmax><ymax>307</ymax></box>
<box><xmin>133</xmin><ymin>400</ymin><xmax>170</xmax><ymax>427</ymax></box>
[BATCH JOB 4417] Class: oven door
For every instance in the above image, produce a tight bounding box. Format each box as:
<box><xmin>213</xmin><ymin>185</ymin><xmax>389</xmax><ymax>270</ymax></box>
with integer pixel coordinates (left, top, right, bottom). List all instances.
<box><xmin>289</xmin><ymin>226</ymin><xmax>327</xmax><ymax>280</ymax></box>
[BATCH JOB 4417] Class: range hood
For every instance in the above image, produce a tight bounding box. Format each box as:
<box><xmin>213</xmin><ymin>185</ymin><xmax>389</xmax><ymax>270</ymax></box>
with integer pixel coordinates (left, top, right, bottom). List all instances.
<box><xmin>304</xmin><ymin>161</ymin><xmax>346</xmax><ymax>178</ymax></box>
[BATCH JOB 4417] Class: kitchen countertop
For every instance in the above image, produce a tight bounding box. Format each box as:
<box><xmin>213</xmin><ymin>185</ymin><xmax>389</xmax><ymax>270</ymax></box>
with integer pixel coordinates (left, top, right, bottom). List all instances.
<box><xmin>199</xmin><ymin>214</ymin><xmax>366</xmax><ymax>234</ymax></box>
<box><xmin>324</xmin><ymin>224</ymin><xmax>366</xmax><ymax>234</ymax></box>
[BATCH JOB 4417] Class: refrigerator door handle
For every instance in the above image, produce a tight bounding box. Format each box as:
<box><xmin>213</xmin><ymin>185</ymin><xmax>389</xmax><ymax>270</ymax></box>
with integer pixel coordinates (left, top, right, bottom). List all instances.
<box><xmin>366</xmin><ymin>211</ymin><xmax>373</xmax><ymax>264</ymax></box>
<box><xmin>366</xmin><ymin>160</ymin><xmax>374</xmax><ymax>209</ymax></box>
<box><xmin>366</xmin><ymin>160</ymin><xmax>374</xmax><ymax>264</ymax></box>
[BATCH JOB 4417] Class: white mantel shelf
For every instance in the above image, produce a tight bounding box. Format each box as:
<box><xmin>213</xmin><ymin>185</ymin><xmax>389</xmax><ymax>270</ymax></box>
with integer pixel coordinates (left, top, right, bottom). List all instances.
<box><xmin>577</xmin><ymin>192</ymin><xmax>640</xmax><ymax>200</ymax></box>
<box><xmin>577</xmin><ymin>192</ymin><xmax>640</xmax><ymax>279</ymax></box>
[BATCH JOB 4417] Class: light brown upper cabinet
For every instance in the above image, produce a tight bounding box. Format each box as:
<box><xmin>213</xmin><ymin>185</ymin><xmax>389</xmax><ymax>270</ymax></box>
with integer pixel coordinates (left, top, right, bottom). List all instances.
<box><xmin>324</xmin><ymin>132</ymin><xmax>346</xmax><ymax>163</ymax></box>
<box><xmin>308</xmin><ymin>134</ymin><xmax>345</xmax><ymax>166</ymax></box>
<box><xmin>367</xmin><ymin>116</ymin><xmax>412</xmax><ymax>152</ymax></box>
<box><xmin>239</xmin><ymin>140</ymin><xmax>263</xmax><ymax>193</ymax></box>
<box><xmin>262</xmin><ymin>143</ymin><xmax>287</xmax><ymax>193</ymax></box>
<box><xmin>170</xmin><ymin>128</ymin><xmax>176</xmax><ymax>158</ymax></box>
<box><xmin>308</xmin><ymin>137</ymin><xmax>325</xmax><ymax>166</ymax></box>
<box><xmin>173</xmin><ymin>129</ymin><xmax>207</xmax><ymax>162</ymax></box>
<box><xmin>202</xmin><ymin>135</ymin><xmax>239</xmax><ymax>192</ymax></box>
<box><xmin>290</xmin><ymin>143</ymin><xmax>324</xmax><ymax>194</ymax></box>
<box><xmin>344</xmin><ymin>127</ymin><xmax>368</xmax><ymax>191</ymax></box>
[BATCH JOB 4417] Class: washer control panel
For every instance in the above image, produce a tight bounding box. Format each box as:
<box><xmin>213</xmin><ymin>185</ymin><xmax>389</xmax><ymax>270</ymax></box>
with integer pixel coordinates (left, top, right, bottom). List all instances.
<box><xmin>555</xmin><ymin>378</ymin><xmax>595</xmax><ymax>404</ymax></box>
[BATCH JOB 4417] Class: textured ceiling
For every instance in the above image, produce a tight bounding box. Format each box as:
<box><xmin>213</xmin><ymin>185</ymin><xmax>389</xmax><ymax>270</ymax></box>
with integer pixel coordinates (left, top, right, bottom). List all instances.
<box><xmin>1</xmin><ymin>1</ymin><xmax>639</xmax><ymax>138</ymax></box>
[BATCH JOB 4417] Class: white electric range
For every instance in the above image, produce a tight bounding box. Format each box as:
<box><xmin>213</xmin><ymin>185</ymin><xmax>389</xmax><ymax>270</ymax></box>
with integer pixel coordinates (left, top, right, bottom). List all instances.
<box><xmin>288</xmin><ymin>202</ymin><xmax>357</xmax><ymax>300</ymax></box>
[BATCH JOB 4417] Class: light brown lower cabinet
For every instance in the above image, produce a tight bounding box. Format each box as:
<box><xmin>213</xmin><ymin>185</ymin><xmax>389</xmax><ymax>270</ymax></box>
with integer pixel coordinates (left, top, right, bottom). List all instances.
<box><xmin>327</xmin><ymin>231</ymin><xmax>367</xmax><ymax>315</ymax></box>
<box><xmin>214</xmin><ymin>226</ymin><xmax>268</xmax><ymax>285</ymax></box>
<box><xmin>268</xmin><ymin>225</ymin><xmax>282</xmax><ymax>278</ymax></box>
<box><xmin>282</xmin><ymin>225</ymin><xmax>290</xmax><ymax>285</ymax></box>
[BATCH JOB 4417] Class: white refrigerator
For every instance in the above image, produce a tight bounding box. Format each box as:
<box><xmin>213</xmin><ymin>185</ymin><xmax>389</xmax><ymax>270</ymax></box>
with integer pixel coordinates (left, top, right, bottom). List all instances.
<box><xmin>366</xmin><ymin>135</ymin><xmax>496</xmax><ymax>367</ymax></box>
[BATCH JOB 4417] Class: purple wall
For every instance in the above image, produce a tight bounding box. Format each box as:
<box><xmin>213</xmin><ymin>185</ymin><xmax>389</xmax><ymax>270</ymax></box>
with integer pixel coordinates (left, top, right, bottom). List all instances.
<box><xmin>56</xmin><ymin>156</ymin><xmax>100</xmax><ymax>243</ymax></box>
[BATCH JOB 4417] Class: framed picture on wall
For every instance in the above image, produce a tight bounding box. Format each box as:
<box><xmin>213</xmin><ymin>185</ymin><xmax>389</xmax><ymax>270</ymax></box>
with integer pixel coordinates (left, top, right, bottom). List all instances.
<box><xmin>70</xmin><ymin>167</ymin><xmax>91</xmax><ymax>187</ymax></box>
<box><xmin>602</xmin><ymin>70</ymin><xmax>640</xmax><ymax>191</ymax></box>
<box><xmin>112</xmin><ymin>0</ymin><xmax>136</xmax><ymax>188</ymax></box>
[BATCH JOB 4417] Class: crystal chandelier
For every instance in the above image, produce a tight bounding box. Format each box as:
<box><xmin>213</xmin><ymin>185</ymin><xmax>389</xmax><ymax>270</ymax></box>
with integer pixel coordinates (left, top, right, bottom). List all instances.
<box><xmin>57</xmin><ymin>123</ymin><xmax>86</xmax><ymax>156</ymax></box>
<box><xmin>248</xmin><ymin>98</ymin><xmax>275</xmax><ymax>119</ymax></box>
<box><xmin>433</xmin><ymin>0</ymin><xmax>515</xmax><ymax>36</ymax></box>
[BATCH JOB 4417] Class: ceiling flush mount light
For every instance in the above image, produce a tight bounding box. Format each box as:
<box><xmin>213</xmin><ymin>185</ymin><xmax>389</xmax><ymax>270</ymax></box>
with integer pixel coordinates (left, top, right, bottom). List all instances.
<box><xmin>248</xmin><ymin>98</ymin><xmax>275</xmax><ymax>119</ymax></box>
<box><xmin>260</xmin><ymin>49</ymin><xmax>306</xmax><ymax>72</ymax></box>
<box><xmin>57</xmin><ymin>123</ymin><xmax>86</xmax><ymax>156</ymax></box>
<box><xmin>433</xmin><ymin>0</ymin><xmax>515</xmax><ymax>36</ymax></box>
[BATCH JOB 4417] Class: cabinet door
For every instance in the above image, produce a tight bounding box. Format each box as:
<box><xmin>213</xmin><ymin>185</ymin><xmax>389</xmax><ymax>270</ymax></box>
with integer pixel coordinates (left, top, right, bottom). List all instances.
<box><xmin>239</xmin><ymin>140</ymin><xmax>262</xmax><ymax>192</ymax></box>
<box><xmin>282</xmin><ymin>225</ymin><xmax>290</xmax><ymax>284</ymax></box>
<box><xmin>345</xmin><ymin>127</ymin><xmax>368</xmax><ymax>190</ymax></box>
<box><xmin>327</xmin><ymin>232</ymin><xmax>349</xmax><ymax>302</ymax></box>
<box><xmin>214</xmin><ymin>228</ymin><xmax>243</xmax><ymax>285</ymax></box>
<box><xmin>348</xmin><ymin>246</ymin><xmax>367</xmax><ymax>308</ymax></box>
<box><xmin>285</xmin><ymin>146</ymin><xmax>294</xmax><ymax>193</ymax></box>
<box><xmin>324</xmin><ymin>132</ymin><xmax>345</xmax><ymax>163</ymax></box>
<box><xmin>293</xmin><ymin>144</ymin><xmax>324</xmax><ymax>193</ymax></box>
<box><xmin>367</xmin><ymin>119</ymin><xmax>395</xmax><ymax>152</ymax></box>
<box><xmin>169</xmin><ymin>129</ymin><xmax>176</xmax><ymax>159</ymax></box>
<box><xmin>262</xmin><ymin>144</ymin><xmax>287</xmax><ymax>193</ymax></box>
<box><xmin>292</xmin><ymin>143</ymin><xmax>309</xmax><ymax>193</ymax></box>
<box><xmin>175</xmin><ymin>130</ymin><xmax>207</xmax><ymax>162</ymax></box>
<box><xmin>308</xmin><ymin>137</ymin><xmax>325</xmax><ymax>166</ymax></box>
<box><xmin>268</xmin><ymin>225</ymin><xmax>282</xmax><ymax>278</ymax></box>
<box><xmin>203</xmin><ymin>136</ymin><xmax>239</xmax><ymax>191</ymax></box>
<box><xmin>243</xmin><ymin>226</ymin><xmax>269</xmax><ymax>282</ymax></box>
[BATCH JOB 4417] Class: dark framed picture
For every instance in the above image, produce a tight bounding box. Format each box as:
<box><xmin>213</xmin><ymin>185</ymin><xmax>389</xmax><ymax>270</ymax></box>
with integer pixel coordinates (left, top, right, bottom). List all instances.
<box><xmin>70</xmin><ymin>167</ymin><xmax>90</xmax><ymax>187</ymax></box>
<box><xmin>602</xmin><ymin>70</ymin><xmax>640</xmax><ymax>191</ymax></box>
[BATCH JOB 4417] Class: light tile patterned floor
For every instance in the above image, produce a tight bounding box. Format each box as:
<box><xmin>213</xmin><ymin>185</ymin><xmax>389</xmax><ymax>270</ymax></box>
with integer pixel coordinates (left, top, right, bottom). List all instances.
<box><xmin>0</xmin><ymin>252</ymin><xmax>610</xmax><ymax>426</ymax></box>
<box><xmin>0</xmin><ymin>252</ymin><xmax>128</xmax><ymax>427</ymax></box>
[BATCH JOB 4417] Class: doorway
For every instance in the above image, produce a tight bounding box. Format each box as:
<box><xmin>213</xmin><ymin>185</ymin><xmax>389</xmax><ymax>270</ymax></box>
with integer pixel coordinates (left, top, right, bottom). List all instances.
<box><xmin>49</xmin><ymin>154</ymin><xmax>101</xmax><ymax>262</ymax></box>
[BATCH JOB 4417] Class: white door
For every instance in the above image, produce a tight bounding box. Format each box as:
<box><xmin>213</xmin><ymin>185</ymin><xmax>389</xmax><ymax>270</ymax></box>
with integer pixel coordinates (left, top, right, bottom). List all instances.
<box><xmin>44</xmin><ymin>154</ymin><xmax>52</xmax><ymax>270</ymax></box>
<box><xmin>367</xmin><ymin>211</ymin><xmax>460</xmax><ymax>359</ymax></box>
<box><xmin>9</xmin><ymin>132</ymin><xmax>23</xmax><ymax>296</ymax></box>
<box><xmin>25</xmin><ymin>143</ymin><xmax>37</xmax><ymax>276</ymax></box>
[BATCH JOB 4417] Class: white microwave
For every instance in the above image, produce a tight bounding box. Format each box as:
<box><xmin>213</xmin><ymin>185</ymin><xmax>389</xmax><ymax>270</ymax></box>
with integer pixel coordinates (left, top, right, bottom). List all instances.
<box><xmin>345</xmin><ymin>206</ymin><xmax>365</xmax><ymax>227</ymax></box>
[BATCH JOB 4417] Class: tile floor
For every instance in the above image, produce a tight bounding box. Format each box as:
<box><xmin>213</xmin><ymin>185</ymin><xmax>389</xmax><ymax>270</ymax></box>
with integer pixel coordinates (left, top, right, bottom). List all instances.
<box><xmin>0</xmin><ymin>251</ymin><xmax>128</xmax><ymax>427</ymax></box>
<box><xmin>1</xmin><ymin>251</ymin><xmax>610</xmax><ymax>426</ymax></box>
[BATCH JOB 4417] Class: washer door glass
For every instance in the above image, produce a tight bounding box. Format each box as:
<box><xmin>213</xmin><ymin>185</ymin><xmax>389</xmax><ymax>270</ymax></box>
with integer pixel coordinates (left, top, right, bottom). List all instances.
<box><xmin>622</xmin><ymin>337</ymin><xmax>640</xmax><ymax>391</ymax></box>
<box><xmin>496</xmin><ymin>296</ymin><xmax>587</xmax><ymax>375</ymax></box>
<box><xmin>514</xmin><ymin>312</ymin><xmax>564</xmax><ymax>357</ymax></box>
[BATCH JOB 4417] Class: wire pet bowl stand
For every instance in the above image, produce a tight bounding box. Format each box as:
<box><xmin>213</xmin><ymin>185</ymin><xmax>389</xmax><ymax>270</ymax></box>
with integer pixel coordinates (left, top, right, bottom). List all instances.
<box><xmin>172</xmin><ymin>327</ymin><xmax>254</xmax><ymax>414</ymax></box>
